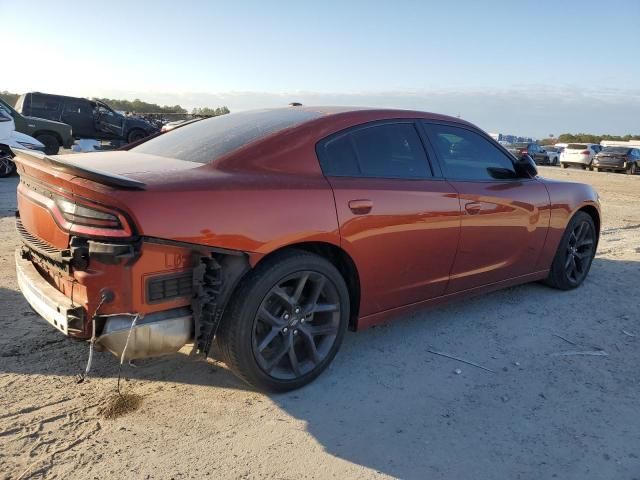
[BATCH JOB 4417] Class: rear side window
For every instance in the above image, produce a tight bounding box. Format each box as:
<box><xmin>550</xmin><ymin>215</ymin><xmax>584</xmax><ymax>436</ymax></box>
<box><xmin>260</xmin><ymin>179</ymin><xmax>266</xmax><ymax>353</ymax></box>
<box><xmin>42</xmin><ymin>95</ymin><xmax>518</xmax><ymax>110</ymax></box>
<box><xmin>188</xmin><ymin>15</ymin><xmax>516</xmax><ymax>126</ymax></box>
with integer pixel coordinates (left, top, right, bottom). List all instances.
<box><xmin>29</xmin><ymin>94</ymin><xmax>63</xmax><ymax>117</ymax></box>
<box><xmin>425</xmin><ymin>122</ymin><xmax>518</xmax><ymax>181</ymax></box>
<box><xmin>133</xmin><ymin>109</ymin><xmax>322</xmax><ymax>163</ymax></box>
<box><xmin>317</xmin><ymin>122</ymin><xmax>431</xmax><ymax>179</ymax></box>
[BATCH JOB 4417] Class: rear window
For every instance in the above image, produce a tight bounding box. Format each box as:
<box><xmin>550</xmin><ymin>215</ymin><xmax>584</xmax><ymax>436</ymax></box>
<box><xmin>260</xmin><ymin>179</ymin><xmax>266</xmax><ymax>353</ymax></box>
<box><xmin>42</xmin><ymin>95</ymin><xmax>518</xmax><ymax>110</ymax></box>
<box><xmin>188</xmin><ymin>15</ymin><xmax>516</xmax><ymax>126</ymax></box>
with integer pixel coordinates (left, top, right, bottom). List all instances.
<box><xmin>567</xmin><ymin>144</ymin><xmax>588</xmax><ymax>150</ymax></box>
<box><xmin>601</xmin><ymin>146</ymin><xmax>631</xmax><ymax>154</ymax></box>
<box><xmin>133</xmin><ymin>109</ymin><xmax>322</xmax><ymax>163</ymax></box>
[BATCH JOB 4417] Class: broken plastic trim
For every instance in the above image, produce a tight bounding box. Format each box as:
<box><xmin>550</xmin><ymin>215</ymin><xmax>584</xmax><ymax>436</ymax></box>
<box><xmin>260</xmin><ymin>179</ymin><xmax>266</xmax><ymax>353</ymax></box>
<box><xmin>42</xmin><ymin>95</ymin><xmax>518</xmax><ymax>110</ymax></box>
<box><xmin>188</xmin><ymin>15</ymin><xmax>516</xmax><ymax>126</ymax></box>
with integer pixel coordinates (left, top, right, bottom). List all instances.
<box><xmin>191</xmin><ymin>252</ymin><xmax>250</xmax><ymax>355</ymax></box>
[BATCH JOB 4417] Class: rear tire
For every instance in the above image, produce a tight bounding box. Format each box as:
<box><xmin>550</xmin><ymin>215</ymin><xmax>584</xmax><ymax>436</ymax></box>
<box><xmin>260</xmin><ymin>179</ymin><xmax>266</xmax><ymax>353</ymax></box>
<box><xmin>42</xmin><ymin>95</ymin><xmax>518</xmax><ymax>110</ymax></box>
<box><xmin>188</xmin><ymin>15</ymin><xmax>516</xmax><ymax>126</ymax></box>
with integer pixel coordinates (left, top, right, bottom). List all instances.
<box><xmin>627</xmin><ymin>163</ymin><xmax>637</xmax><ymax>175</ymax></box>
<box><xmin>561</xmin><ymin>163</ymin><xmax>568</xmax><ymax>169</ymax></box>
<box><xmin>216</xmin><ymin>250</ymin><xmax>350</xmax><ymax>392</ymax></box>
<box><xmin>545</xmin><ymin>211</ymin><xmax>596</xmax><ymax>290</ymax></box>
<box><xmin>35</xmin><ymin>133</ymin><xmax>60</xmax><ymax>155</ymax></box>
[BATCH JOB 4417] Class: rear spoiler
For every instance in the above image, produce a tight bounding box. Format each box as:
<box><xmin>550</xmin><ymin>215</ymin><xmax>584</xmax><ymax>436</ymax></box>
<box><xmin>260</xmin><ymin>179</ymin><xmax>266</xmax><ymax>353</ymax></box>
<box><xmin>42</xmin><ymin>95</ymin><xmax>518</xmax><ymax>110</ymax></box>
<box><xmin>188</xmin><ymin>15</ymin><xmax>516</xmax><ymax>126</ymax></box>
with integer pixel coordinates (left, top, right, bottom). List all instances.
<box><xmin>11</xmin><ymin>148</ymin><xmax>146</xmax><ymax>190</ymax></box>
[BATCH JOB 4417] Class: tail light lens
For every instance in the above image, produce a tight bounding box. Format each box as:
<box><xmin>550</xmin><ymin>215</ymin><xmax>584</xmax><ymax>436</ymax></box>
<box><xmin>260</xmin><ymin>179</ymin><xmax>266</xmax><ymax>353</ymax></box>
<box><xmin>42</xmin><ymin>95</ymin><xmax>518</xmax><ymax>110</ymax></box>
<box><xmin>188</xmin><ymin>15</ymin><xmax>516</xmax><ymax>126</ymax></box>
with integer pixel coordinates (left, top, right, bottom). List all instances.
<box><xmin>55</xmin><ymin>195</ymin><xmax>122</xmax><ymax>229</ymax></box>
<box><xmin>50</xmin><ymin>193</ymin><xmax>133</xmax><ymax>238</ymax></box>
<box><xmin>19</xmin><ymin>182</ymin><xmax>134</xmax><ymax>238</ymax></box>
<box><xmin>581</xmin><ymin>150</ymin><xmax>590</xmax><ymax>155</ymax></box>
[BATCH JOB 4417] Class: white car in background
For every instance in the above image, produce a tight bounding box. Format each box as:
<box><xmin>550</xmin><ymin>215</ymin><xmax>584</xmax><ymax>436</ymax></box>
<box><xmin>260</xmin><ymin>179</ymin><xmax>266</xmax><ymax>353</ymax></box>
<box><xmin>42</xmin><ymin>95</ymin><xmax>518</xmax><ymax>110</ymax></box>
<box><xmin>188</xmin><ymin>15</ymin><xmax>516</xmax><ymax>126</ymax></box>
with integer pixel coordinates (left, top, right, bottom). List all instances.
<box><xmin>560</xmin><ymin>143</ymin><xmax>601</xmax><ymax>170</ymax></box>
<box><xmin>0</xmin><ymin>109</ymin><xmax>45</xmax><ymax>177</ymax></box>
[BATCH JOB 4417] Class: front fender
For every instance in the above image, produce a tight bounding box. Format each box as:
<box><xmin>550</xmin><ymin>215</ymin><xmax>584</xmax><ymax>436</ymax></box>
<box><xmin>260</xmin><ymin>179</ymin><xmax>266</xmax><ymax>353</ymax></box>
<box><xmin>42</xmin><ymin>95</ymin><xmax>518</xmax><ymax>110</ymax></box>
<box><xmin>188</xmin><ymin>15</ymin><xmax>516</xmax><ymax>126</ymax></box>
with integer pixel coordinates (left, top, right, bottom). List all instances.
<box><xmin>535</xmin><ymin>178</ymin><xmax>601</xmax><ymax>270</ymax></box>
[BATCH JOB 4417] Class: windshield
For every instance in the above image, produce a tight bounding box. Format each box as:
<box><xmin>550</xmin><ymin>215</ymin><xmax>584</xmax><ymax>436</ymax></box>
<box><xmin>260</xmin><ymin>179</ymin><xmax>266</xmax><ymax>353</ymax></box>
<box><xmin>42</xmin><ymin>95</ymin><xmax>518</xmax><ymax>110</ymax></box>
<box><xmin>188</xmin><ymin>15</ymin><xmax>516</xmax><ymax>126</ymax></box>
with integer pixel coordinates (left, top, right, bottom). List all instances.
<box><xmin>601</xmin><ymin>146</ymin><xmax>631</xmax><ymax>154</ymax></box>
<box><xmin>133</xmin><ymin>108</ymin><xmax>322</xmax><ymax>164</ymax></box>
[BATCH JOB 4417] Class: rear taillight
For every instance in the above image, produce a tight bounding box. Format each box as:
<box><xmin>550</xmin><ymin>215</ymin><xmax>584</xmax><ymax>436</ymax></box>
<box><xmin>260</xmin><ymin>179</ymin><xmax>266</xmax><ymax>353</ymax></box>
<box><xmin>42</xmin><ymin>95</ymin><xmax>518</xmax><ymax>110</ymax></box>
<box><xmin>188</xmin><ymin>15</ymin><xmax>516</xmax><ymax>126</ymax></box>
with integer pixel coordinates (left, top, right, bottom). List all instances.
<box><xmin>19</xmin><ymin>183</ymin><xmax>133</xmax><ymax>238</ymax></box>
<box><xmin>518</xmin><ymin>148</ymin><xmax>528</xmax><ymax>155</ymax></box>
<box><xmin>50</xmin><ymin>193</ymin><xmax>133</xmax><ymax>238</ymax></box>
<box><xmin>581</xmin><ymin>150</ymin><xmax>590</xmax><ymax>155</ymax></box>
<box><xmin>54</xmin><ymin>195</ymin><xmax>122</xmax><ymax>229</ymax></box>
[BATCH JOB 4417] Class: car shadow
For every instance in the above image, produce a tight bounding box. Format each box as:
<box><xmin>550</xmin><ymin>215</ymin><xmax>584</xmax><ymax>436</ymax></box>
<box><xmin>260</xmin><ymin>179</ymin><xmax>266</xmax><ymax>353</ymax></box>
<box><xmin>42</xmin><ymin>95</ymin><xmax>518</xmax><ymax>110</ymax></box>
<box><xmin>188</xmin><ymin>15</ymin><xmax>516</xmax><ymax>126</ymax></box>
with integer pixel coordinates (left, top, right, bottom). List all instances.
<box><xmin>1</xmin><ymin>255</ymin><xmax>639</xmax><ymax>478</ymax></box>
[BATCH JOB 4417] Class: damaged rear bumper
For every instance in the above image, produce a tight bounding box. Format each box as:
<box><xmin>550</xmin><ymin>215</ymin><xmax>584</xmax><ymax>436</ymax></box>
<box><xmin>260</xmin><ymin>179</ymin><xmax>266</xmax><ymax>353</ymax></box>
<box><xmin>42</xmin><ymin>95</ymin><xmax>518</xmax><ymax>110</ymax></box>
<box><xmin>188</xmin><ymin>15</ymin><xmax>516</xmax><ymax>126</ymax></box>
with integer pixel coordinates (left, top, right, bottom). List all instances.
<box><xmin>16</xmin><ymin>248</ymin><xmax>194</xmax><ymax>359</ymax></box>
<box><xmin>15</xmin><ymin>249</ymin><xmax>83</xmax><ymax>335</ymax></box>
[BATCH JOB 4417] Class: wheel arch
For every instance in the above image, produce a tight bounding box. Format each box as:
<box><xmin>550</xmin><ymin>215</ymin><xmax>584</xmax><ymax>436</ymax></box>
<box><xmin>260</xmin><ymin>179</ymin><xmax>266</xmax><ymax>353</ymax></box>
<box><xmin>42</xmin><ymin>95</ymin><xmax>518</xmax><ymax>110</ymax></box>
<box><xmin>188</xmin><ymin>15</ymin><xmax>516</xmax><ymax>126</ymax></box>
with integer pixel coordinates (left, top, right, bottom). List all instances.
<box><xmin>577</xmin><ymin>204</ymin><xmax>600</xmax><ymax>246</ymax></box>
<box><xmin>32</xmin><ymin>130</ymin><xmax>63</xmax><ymax>146</ymax></box>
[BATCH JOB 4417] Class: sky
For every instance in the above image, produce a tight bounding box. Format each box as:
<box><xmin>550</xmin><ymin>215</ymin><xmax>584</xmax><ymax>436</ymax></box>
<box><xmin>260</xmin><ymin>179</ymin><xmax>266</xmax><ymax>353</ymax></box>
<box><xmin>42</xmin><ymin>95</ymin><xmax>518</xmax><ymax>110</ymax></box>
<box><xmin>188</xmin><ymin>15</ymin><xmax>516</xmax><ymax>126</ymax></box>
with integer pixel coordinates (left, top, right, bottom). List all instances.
<box><xmin>3</xmin><ymin>0</ymin><xmax>640</xmax><ymax>137</ymax></box>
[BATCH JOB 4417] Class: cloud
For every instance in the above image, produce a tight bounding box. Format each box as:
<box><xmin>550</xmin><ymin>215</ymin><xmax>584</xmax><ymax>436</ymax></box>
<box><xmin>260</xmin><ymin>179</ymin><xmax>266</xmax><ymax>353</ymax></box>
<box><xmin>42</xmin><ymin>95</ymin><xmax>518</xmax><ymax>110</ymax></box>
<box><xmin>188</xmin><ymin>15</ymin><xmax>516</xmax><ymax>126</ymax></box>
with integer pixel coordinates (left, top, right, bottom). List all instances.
<box><xmin>98</xmin><ymin>86</ymin><xmax>640</xmax><ymax>138</ymax></box>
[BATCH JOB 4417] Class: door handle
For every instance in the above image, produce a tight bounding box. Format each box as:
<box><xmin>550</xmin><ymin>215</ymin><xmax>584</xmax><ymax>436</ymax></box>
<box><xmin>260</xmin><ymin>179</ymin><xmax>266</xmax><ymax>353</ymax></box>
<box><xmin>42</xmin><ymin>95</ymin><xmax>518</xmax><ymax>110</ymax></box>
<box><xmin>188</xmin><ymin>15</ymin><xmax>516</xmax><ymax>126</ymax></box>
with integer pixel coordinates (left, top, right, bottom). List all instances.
<box><xmin>348</xmin><ymin>199</ymin><xmax>373</xmax><ymax>215</ymax></box>
<box><xmin>464</xmin><ymin>201</ymin><xmax>482</xmax><ymax>215</ymax></box>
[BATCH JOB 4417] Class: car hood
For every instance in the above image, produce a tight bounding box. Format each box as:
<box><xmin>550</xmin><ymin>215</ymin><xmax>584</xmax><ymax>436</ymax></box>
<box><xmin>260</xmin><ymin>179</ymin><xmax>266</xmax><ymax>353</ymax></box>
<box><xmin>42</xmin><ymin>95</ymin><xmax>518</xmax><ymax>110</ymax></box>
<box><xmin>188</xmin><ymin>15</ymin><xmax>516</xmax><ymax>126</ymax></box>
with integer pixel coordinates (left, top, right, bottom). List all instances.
<box><xmin>125</xmin><ymin>117</ymin><xmax>158</xmax><ymax>130</ymax></box>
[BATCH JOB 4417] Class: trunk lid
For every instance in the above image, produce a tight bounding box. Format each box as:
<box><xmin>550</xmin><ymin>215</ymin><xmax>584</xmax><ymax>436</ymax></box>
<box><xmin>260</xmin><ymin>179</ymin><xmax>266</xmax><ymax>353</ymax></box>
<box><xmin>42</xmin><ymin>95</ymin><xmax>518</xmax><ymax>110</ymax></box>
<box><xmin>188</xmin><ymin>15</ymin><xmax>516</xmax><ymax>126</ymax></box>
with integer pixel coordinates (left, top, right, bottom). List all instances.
<box><xmin>13</xmin><ymin>149</ymin><xmax>205</xmax><ymax>249</ymax></box>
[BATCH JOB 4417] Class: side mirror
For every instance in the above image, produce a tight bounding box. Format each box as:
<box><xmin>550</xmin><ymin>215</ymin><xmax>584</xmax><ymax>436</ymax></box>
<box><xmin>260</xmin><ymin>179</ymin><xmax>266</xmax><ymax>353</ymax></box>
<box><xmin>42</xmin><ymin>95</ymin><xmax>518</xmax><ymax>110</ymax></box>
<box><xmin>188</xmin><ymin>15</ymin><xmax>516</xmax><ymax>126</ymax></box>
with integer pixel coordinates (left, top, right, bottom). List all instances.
<box><xmin>516</xmin><ymin>154</ymin><xmax>538</xmax><ymax>178</ymax></box>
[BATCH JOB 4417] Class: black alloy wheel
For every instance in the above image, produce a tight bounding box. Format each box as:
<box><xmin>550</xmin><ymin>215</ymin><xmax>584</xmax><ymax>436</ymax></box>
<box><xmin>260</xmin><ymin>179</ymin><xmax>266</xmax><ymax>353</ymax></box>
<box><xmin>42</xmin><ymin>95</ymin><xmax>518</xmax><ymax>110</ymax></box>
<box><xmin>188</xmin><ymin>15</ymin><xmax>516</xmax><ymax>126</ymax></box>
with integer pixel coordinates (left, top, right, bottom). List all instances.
<box><xmin>0</xmin><ymin>151</ymin><xmax>15</xmax><ymax>178</ymax></box>
<box><xmin>216</xmin><ymin>250</ymin><xmax>349</xmax><ymax>392</ymax></box>
<box><xmin>546</xmin><ymin>211</ymin><xmax>596</xmax><ymax>290</ymax></box>
<box><xmin>252</xmin><ymin>271</ymin><xmax>341</xmax><ymax>380</ymax></box>
<box><xmin>564</xmin><ymin>220</ymin><xmax>595</xmax><ymax>284</ymax></box>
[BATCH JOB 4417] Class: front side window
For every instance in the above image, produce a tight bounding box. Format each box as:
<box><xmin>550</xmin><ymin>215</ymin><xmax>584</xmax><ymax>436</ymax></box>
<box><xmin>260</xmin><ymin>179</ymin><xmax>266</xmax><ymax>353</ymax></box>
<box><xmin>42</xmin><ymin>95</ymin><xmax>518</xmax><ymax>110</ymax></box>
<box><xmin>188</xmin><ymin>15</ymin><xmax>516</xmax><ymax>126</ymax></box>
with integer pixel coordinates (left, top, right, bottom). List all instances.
<box><xmin>425</xmin><ymin>123</ymin><xmax>518</xmax><ymax>181</ymax></box>
<box><xmin>64</xmin><ymin>100</ymin><xmax>92</xmax><ymax>116</ymax></box>
<box><xmin>318</xmin><ymin>122</ymin><xmax>431</xmax><ymax>179</ymax></box>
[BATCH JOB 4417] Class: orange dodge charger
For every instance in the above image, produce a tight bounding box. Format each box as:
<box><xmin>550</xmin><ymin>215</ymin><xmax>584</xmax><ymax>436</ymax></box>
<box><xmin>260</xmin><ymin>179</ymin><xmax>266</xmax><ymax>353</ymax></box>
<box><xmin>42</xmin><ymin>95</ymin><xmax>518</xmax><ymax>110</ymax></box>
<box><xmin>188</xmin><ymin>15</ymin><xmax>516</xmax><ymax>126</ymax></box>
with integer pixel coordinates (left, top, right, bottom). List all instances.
<box><xmin>13</xmin><ymin>107</ymin><xmax>600</xmax><ymax>391</ymax></box>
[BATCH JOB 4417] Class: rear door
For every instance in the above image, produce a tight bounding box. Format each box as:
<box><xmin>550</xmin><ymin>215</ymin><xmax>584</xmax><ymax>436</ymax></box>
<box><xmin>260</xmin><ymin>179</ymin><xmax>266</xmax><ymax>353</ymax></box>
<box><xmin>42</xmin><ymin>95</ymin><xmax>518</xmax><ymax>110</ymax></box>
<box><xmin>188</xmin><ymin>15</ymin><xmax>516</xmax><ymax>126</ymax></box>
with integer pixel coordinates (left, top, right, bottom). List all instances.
<box><xmin>317</xmin><ymin>120</ymin><xmax>462</xmax><ymax>317</ymax></box>
<box><xmin>61</xmin><ymin>98</ymin><xmax>95</xmax><ymax>138</ymax></box>
<box><xmin>423</xmin><ymin>121</ymin><xmax>550</xmax><ymax>293</ymax></box>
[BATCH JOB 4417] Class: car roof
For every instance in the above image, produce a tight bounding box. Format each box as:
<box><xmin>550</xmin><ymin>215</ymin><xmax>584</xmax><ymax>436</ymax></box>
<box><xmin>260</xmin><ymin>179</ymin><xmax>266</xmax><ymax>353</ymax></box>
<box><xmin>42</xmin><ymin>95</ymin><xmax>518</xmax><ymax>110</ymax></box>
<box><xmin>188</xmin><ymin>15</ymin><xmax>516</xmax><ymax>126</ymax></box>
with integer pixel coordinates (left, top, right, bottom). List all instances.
<box><xmin>291</xmin><ymin>105</ymin><xmax>466</xmax><ymax>122</ymax></box>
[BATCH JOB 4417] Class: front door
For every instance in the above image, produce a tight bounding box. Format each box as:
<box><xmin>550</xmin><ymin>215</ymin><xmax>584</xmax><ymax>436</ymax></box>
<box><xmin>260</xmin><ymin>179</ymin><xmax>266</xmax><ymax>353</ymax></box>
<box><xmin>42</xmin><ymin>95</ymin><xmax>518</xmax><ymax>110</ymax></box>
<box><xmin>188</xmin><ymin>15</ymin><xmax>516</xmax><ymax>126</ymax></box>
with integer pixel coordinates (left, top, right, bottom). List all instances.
<box><xmin>61</xmin><ymin>99</ymin><xmax>95</xmax><ymax>138</ymax></box>
<box><xmin>423</xmin><ymin>121</ymin><xmax>550</xmax><ymax>293</ymax></box>
<box><xmin>317</xmin><ymin>120</ymin><xmax>462</xmax><ymax>316</ymax></box>
<box><xmin>95</xmin><ymin>105</ymin><xmax>125</xmax><ymax>139</ymax></box>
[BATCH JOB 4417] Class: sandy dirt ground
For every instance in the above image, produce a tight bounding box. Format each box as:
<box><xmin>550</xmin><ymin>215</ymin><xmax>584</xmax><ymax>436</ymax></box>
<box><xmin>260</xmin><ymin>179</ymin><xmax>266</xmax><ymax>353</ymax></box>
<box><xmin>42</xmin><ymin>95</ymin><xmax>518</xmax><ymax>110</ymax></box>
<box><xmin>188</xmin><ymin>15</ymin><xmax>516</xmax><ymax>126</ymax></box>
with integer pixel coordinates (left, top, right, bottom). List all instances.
<box><xmin>0</xmin><ymin>167</ymin><xmax>638</xmax><ymax>480</ymax></box>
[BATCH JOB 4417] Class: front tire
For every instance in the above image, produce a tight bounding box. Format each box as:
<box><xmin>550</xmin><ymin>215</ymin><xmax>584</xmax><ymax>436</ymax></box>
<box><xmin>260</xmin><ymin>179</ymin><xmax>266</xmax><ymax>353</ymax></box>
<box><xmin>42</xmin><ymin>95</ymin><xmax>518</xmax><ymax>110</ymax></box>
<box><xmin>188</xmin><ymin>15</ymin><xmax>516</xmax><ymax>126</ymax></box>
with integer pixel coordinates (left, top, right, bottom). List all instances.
<box><xmin>127</xmin><ymin>129</ymin><xmax>147</xmax><ymax>143</ymax></box>
<box><xmin>35</xmin><ymin>133</ymin><xmax>60</xmax><ymax>155</ymax></box>
<box><xmin>545</xmin><ymin>212</ymin><xmax>596</xmax><ymax>290</ymax></box>
<box><xmin>216</xmin><ymin>250</ymin><xmax>350</xmax><ymax>392</ymax></box>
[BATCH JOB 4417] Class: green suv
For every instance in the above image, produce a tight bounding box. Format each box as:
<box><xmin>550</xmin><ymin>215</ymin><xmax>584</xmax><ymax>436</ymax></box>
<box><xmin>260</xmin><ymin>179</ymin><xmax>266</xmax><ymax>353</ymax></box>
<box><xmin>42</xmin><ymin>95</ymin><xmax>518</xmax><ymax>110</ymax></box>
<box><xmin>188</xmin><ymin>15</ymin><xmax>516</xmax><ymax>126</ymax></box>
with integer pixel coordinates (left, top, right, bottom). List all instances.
<box><xmin>0</xmin><ymin>97</ymin><xmax>73</xmax><ymax>155</ymax></box>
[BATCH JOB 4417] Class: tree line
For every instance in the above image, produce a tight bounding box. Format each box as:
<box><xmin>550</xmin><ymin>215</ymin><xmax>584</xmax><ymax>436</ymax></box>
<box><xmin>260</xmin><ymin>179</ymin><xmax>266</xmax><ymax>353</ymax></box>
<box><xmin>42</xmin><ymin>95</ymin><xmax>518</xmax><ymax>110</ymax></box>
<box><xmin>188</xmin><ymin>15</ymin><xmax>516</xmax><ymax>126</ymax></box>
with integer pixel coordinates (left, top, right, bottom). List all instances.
<box><xmin>541</xmin><ymin>133</ymin><xmax>640</xmax><ymax>145</ymax></box>
<box><xmin>0</xmin><ymin>91</ymin><xmax>229</xmax><ymax>117</ymax></box>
